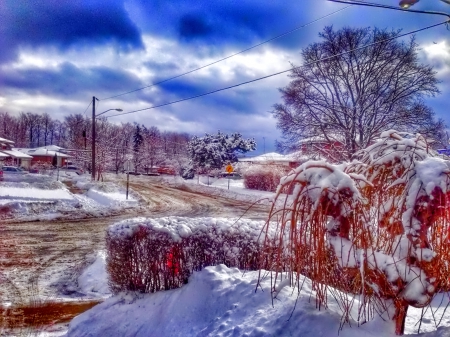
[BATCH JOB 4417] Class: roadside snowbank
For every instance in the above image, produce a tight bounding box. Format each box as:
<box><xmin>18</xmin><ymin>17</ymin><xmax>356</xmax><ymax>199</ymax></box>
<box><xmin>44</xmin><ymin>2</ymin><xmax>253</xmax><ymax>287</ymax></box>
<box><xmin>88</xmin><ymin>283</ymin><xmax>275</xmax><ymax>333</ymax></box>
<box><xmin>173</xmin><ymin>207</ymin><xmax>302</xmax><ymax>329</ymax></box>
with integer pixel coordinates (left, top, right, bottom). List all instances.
<box><xmin>86</xmin><ymin>189</ymin><xmax>137</xmax><ymax>207</ymax></box>
<box><xmin>78</xmin><ymin>251</ymin><xmax>109</xmax><ymax>297</ymax></box>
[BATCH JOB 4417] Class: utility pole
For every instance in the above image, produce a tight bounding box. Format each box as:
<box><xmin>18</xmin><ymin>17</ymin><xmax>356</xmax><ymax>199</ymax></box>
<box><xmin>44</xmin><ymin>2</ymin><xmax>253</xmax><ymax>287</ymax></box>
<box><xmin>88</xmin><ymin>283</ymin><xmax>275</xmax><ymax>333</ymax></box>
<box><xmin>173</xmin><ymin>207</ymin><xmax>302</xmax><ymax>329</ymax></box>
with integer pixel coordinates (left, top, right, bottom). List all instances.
<box><xmin>92</xmin><ymin>96</ymin><xmax>96</xmax><ymax>180</ymax></box>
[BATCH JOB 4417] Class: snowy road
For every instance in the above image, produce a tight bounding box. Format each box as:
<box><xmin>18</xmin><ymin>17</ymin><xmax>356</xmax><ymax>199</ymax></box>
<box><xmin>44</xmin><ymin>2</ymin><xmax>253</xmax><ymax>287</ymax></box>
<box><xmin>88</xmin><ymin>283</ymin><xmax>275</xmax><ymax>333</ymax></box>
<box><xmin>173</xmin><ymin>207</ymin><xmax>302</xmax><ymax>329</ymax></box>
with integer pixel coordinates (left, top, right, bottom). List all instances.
<box><xmin>0</xmin><ymin>178</ymin><xmax>270</xmax><ymax>303</ymax></box>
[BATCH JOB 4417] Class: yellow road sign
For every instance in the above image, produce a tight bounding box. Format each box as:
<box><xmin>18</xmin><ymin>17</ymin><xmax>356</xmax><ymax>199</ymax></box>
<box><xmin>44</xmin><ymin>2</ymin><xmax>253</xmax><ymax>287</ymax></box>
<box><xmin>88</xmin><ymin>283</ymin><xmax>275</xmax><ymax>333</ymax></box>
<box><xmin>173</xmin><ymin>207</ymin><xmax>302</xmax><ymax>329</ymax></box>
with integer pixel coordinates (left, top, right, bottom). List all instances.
<box><xmin>225</xmin><ymin>164</ymin><xmax>233</xmax><ymax>173</ymax></box>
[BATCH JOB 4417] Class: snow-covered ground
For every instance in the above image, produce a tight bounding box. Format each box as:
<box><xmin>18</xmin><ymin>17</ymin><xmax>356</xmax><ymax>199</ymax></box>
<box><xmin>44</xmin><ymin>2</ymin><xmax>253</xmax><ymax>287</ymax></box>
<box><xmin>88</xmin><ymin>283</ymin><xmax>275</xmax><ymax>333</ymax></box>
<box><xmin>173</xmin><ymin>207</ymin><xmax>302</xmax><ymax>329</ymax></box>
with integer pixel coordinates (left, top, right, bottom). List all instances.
<box><xmin>9</xmin><ymin>172</ymin><xmax>450</xmax><ymax>336</ymax></box>
<box><xmin>68</xmin><ymin>260</ymin><xmax>450</xmax><ymax>337</ymax></box>
<box><xmin>0</xmin><ymin>172</ymin><xmax>142</xmax><ymax>221</ymax></box>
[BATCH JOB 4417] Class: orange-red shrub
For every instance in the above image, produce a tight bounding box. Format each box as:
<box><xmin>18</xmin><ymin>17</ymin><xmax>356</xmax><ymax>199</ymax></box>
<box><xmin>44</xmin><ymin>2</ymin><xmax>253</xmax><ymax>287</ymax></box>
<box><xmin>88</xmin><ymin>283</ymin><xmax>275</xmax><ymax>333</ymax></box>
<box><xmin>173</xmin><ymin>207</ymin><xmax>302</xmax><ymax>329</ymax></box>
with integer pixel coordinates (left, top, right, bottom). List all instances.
<box><xmin>261</xmin><ymin>131</ymin><xmax>450</xmax><ymax>335</ymax></box>
<box><xmin>243</xmin><ymin>165</ymin><xmax>290</xmax><ymax>192</ymax></box>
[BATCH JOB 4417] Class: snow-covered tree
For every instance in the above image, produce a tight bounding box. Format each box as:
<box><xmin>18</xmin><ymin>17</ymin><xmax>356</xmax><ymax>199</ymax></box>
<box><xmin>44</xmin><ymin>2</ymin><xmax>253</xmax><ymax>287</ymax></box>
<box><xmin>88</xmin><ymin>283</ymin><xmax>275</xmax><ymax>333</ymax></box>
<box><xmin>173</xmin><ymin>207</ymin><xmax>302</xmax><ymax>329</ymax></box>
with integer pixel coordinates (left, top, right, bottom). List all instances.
<box><xmin>182</xmin><ymin>131</ymin><xmax>256</xmax><ymax>178</ymax></box>
<box><xmin>131</xmin><ymin>123</ymin><xmax>144</xmax><ymax>173</ymax></box>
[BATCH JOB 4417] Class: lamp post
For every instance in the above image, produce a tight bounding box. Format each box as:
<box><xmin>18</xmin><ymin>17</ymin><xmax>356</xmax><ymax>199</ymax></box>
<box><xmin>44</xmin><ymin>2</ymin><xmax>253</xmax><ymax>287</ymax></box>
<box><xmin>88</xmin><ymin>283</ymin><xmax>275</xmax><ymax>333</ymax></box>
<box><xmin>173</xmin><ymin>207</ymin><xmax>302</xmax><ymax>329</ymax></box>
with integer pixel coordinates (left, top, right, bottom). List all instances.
<box><xmin>91</xmin><ymin>96</ymin><xmax>122</xmax><ymax>180</ymax></box>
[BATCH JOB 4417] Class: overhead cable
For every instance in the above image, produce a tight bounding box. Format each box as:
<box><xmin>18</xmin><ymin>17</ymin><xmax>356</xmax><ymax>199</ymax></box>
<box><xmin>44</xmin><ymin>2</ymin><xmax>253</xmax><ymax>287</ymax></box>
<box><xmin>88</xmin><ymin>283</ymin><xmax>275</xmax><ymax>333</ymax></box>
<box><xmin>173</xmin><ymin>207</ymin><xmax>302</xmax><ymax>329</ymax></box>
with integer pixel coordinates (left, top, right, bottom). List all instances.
<box><xmin>99</xmin><ymin>5</ymin><xmax>351</xmax><ymax>101</ymax></box>
<box><xmin>104</xmin><ymin>20</ymin><xmax>448</xmax><ymax>119</ymax></box>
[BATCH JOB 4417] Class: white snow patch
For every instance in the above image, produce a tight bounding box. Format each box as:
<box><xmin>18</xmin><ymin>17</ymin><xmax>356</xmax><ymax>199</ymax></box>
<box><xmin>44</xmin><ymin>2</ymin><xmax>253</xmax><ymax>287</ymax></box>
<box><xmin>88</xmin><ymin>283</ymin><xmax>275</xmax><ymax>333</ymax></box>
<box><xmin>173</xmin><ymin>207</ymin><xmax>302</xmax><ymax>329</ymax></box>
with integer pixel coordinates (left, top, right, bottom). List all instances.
<box><xmin>78</xmin><ymin>251</ymin><xmax>110</xmax><ymax>297</ymax></box>
<box><xmin>86</xmin><ymin>189</ymin><xmax>137</xmax><ymax>207</ymax></box>
<box><xmin>66</xmin><ymin>265</ymin><xmax>388</xmax><ymax>337</ymax></box>
<box><xmin>0</xmin><ymin>186</ymin><xmax>74</xmax><ymax>201</ymax></box>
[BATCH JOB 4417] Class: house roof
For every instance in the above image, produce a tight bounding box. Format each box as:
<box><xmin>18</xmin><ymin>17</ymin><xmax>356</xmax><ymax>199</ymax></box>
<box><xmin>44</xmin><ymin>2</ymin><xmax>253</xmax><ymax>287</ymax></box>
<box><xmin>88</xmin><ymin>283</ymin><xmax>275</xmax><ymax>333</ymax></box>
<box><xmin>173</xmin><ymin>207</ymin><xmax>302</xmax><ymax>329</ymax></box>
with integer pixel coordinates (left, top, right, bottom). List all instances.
<box><xmin>298</xmin><ymin>134</ymin><xmax>346</xmax><ymax>144</ymax></box>
<box><xmin>0</xmin><ymin>137</ymin><xmax>14</xmax><ymax>145</ymax></box>
<box><xmin>41</xmin><ymin>145</ymin><xmax>65</xmax><ymax>151</ymax></box>
<box><xmin>239</xmin><ymin>152</ymin><xmax>303</xmax><ymax>163</ymax></box>
<box><xmin>0</xmin><ymin>152</ymin><xmax>9</xmax><ymax>158</ymax></box>
<box><xmin>14</xmin><ymin>147</ymin><xmax>70</xmax><ymax>158</ymax></box>
<box><xmin>0</xmin><ymin>149</ymin><xmax>33</xmax><ymax>159</ymax></box>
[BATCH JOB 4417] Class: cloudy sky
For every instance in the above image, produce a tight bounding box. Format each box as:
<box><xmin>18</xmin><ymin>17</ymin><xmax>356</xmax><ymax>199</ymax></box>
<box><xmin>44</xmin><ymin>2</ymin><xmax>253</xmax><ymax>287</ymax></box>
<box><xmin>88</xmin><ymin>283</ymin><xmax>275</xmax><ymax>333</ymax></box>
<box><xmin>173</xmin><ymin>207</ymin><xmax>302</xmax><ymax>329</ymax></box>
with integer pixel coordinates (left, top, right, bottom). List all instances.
<box><xmin>1</xmin><ymin>0</ymin><xmax>449</xmax><ymax>154</ymax></box>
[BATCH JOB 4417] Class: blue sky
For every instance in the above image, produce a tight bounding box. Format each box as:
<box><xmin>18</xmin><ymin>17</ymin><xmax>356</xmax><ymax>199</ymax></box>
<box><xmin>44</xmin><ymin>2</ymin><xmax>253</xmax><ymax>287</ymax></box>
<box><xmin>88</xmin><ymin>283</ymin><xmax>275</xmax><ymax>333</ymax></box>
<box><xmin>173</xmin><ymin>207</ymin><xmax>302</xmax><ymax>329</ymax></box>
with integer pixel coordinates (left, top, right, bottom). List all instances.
<box><xmin>0</xmin><ymin>0</ymin><xmax>449</xmax><ymax>154</ymax></box>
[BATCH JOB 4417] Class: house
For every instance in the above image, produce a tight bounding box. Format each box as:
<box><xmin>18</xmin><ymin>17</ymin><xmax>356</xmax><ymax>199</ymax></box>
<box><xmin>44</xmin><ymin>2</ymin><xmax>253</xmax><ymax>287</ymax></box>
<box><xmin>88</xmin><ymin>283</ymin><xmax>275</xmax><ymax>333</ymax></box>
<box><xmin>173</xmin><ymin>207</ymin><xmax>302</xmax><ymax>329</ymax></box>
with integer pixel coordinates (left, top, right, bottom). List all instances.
<box><xmin>14</xmin><ymin>145</ymin><xmax>70</xmax><ymax>167</ymax></box>
<box><xmin>297</xmin><ymin>135</ymin><xmax>346</xmax><ymax>162</ymax></box>
<box><xmin>238</xmin><ymin>152</ymin><xmax>305</xmax><ymax>168</ymax></box>
<box><xmin>0</xmin><ymin>137</ymin><xmax>33</xmax><ymax>168</ymax></box>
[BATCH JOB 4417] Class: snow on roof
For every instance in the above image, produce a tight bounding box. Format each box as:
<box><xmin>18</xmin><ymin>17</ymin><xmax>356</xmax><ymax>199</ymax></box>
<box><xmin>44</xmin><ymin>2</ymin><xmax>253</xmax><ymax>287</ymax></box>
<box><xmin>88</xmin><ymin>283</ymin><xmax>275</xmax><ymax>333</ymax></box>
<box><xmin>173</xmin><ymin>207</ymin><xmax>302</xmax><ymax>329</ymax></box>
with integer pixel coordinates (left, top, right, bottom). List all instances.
<box><xmin>298</xmin><ymin>134</ymin><xmax>346</xmax><ymax>144</ymax></box>
<box><xmin>0</xmin><ymin>152</ymin><xmax>9</xmax><ymax>158</ymax></box>
<box><xmin>14</xmin><ymin>147</ymin><xmax>70</xmax><ymax>157</ymax></box>
<box><xmin>0</xmin><ymin>137</ymin><xmax>14</xmax><ymax>144</ymax></box>
<box><xmin>238</xmin><ymin>151</ymin><xmax>311</xmax><ymax>163</ymax></box>
<box><xmin>0</xmin><ymin>149</ymin><xmax>33</xmax><ymax>159</ymax></box>
<box><xmin>239</xmin><ymin>152</ymin><xmax>298</xmax><ymax>162</ymax></box>
<box><xmin>41</xmin><ymin>145</ymin><xmax>65</xmax><ymax>151</ymax></box>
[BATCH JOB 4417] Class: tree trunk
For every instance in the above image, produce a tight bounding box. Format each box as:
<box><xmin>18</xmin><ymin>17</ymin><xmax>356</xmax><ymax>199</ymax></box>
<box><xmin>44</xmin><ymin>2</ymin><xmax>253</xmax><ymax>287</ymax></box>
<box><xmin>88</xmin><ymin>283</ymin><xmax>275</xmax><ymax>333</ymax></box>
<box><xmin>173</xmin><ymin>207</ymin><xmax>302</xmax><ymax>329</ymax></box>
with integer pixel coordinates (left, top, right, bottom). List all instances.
<box><xmin>394</xmin><ymin>302</ymin><xmax>408</xmax><ymax>335</ymax></box>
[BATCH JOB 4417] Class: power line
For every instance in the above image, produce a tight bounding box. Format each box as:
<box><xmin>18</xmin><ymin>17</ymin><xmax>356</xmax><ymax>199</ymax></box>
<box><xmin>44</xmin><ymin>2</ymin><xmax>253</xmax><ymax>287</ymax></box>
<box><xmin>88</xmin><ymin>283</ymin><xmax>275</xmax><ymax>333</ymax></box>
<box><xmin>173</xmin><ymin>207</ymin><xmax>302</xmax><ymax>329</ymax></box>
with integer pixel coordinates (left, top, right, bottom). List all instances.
<box><xmin>99</xmin><ymin>5</ymin><xmax>351</xmax><ymax>101</ymax></box>
<box><xmin>104</xmin><ymin>20</ymin><xmax>448</xmax><ymax>120</ymax></box>
<box><xmin>82</xmin><ymin>100</ymin><xmax>92</xmax><ymax>117</ymax></box>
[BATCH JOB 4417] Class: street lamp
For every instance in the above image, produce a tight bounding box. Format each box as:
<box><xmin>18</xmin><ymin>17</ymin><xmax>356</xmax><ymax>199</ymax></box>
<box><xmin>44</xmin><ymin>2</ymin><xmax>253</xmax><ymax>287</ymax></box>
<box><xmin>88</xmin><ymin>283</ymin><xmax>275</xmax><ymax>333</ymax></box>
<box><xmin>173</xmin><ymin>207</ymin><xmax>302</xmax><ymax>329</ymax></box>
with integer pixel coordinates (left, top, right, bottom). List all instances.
<box><xmin>328</xmin><ymin>0</ymin><xmax>450</xmax><ymax>19</ymax></box>
<box><xmin>91</xmin><ymin>96</ymin><xmax>122</xmax><ymax>180</ymax></box>
<box><xmin>399</xmin><ymin>0</ymin><xmax>419</xmax><ymax>8</ymax></box>
<box><xmin>400</xmin><ymin>0</ymin><xmax>450</xmax><ymax>7</ymax></box>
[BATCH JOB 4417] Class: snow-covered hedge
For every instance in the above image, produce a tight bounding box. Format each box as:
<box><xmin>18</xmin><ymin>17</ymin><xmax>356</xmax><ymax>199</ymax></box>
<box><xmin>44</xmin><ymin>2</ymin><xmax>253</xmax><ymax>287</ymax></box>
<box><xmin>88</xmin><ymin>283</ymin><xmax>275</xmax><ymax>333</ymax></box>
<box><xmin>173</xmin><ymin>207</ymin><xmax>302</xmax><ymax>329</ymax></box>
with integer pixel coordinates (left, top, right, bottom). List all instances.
<box><xmin>106</xmin><ymin>217</ymin><xmax>281</xmax><ymax>294</ymax></box>
<box><xmin>243</xmin><ymin>165</ymin><xmax>290</xmax><ymax>192</ymax></box>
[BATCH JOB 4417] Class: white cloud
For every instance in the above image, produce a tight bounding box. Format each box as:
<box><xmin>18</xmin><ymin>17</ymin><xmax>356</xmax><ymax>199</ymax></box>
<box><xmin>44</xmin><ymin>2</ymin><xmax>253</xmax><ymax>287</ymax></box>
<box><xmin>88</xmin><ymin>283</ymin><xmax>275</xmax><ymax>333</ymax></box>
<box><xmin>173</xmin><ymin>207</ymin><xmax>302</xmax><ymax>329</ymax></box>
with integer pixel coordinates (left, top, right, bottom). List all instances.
<box><xmin>421</xmin><ymin>40</ymin><xmax>450</xmax><ymax>77</ymax></box>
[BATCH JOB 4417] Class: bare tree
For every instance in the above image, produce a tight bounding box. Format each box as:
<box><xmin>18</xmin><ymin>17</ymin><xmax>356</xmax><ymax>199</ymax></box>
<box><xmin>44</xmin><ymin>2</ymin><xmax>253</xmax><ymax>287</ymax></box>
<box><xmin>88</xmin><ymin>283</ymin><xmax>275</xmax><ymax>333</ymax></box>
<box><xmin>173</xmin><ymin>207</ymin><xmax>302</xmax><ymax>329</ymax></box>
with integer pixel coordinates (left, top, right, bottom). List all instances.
<box><xmin>273</xmin><ymin>26</ymin><xmax>442</xmax><ymax>161</ymax></box>
<box><xmin>110</xmin><ymin>122</ymin><xmax>133</xmax><ymax>174</ymax></box>
<box><xmin>142</xmin><ymin>126</ymin><xmax>164</xmax><ymax>171</ymax></box>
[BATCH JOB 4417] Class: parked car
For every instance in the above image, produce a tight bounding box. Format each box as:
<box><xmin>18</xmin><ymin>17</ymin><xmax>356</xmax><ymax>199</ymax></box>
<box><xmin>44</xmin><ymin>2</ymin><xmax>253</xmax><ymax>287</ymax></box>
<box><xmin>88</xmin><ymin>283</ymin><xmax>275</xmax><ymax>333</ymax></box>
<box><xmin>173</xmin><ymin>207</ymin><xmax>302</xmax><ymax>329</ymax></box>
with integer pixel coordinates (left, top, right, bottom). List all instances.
<box><xmin>2</xmin><ymin>166</ymin><xmax>27</xmax><ymax>174</ymax></box>
<box><xmin>157</xmin><ymin>167</ymin><xmax>177</xmax><ymax>175</ymax></box>
<box><xmin>126</xmin><ymin>171</ymin><xmax>141</xmax><ymax>175</ymax></box>
<box><xmin>142</xmin><ymin>172</ymin><xmax>160</xmax><ymax>176</ymax></box>
<box><xmin>63</xmin><ymin>165</ymin><xmax>84</xmax><ymax>175</ymax></box>
<box><xmin>218</xmin><ymin>172</ymin><xmax>242</xmax><ymax>179</ymax></box>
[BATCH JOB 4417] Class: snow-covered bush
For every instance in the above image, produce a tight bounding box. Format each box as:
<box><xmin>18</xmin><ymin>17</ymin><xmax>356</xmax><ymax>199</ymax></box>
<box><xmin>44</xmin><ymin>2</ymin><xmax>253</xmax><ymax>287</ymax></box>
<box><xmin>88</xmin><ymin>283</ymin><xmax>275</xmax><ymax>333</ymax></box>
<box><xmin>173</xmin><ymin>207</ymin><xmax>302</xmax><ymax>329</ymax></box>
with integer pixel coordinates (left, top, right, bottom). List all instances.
<box><xmin>262</xmin><ymin>130</ymin><xmax>450</xmax><ymax>335</ymax></box>
<box><xmin>243</xmin><ymin>164</ymin><xmax>290</xmax><ymax>192</ymax></box>
<box><xmin>184</xmin><ymin>131</ymin><xmax>256</xmax><ymax>175</ymax></box>
<box><xmin>106</xmin><ymin>217</ymin><xmax>280</xmax><ymax>294</ymax></box>
<box><xmin>181</xmin><ymin>165</ymin><xmax>195</xmax><ymax>180</ymax></box>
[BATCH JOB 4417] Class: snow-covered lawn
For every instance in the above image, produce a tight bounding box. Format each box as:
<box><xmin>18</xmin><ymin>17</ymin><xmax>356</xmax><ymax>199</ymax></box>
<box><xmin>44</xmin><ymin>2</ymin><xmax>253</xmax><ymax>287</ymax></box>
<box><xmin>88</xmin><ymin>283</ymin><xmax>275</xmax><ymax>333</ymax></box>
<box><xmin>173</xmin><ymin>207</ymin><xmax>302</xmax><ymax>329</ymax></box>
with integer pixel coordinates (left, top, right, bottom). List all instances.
<box><xmin>0</xmin><ymin>186</ymin><xmax>74</xmax><ymax>201</ymax></box>
<box><xmin>0</xmin><ymin>173</ymin><xmax>141</xmax><ymax>221</ymax></box>
<box><xmin>67</xmin><ymin>261</ymin><xmax>450</xmax><ymax>337</ymax></box>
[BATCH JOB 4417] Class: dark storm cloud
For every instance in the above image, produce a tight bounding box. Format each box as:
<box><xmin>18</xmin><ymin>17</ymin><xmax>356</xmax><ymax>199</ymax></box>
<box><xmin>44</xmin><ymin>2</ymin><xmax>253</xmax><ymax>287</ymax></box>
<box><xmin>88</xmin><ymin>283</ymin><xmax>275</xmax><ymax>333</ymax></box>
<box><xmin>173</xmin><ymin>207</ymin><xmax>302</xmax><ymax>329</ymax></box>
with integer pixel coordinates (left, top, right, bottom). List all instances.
<box><xmin>0</xmin><ymin>0</ymin><xmax>143</xmax><ymax>63</ymax></box>
<box><xmin>179</xmin><ymin>14</ymin><xmax>213</xmax><ymax>40</ymax></box>
<box><xmin>0</xmin><ymin>62</ymin><xmax>143</xmax><ymax>97</ymax></box>
<box><xmin>128</xmin><ymin>0</ymin><xmax>321</xmax><ymax>53</ymax></box>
